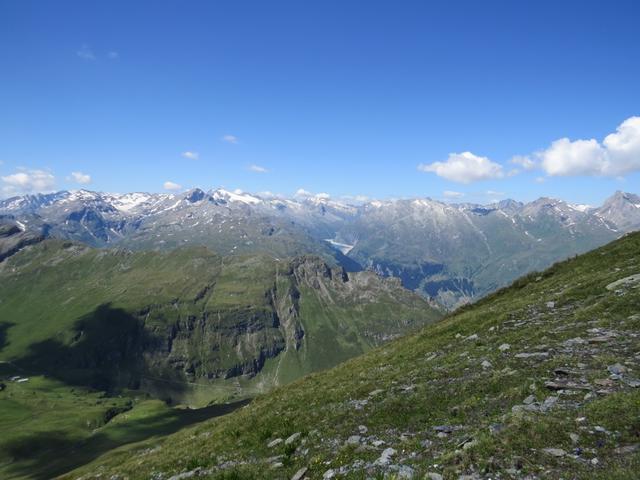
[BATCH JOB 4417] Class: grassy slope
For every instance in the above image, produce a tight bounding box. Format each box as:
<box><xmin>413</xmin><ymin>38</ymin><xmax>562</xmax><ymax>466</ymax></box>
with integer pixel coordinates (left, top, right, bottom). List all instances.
<box><xmin>66</xmin><ymin>232</ymin><xmax>640</xmax><ymax>479</ymax></box>
<box><xmin>0</xmin><ymin>240</ymin><xmax>440</xmax><ymax>479</ymax></box>
<box><xmin>0</xmin><ymin>362</ymin><xmax>249</xmax><ymax>480</ymax></box>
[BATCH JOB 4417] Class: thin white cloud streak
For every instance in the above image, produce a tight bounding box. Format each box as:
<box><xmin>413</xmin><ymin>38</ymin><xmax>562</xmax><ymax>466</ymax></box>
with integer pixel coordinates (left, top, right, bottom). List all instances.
<box><xmin>221</xmin><ymin>135</ymin><xmax>238</xmax><ymax>144</ymax></box>
<box><xmin>248</xmin><ymin>164</ymin><xmax>268</xmax><ymax>173</ymax></box>
<box><xmin>443</xmin><ymin>190</ymin><xmax>465</xmax><ymax>198</ymax></box>
<box><xmin>181</xmin><ymin>151</ymin><xmax>199</xmax><ymax>160</ymax></box>
<box><xmin>69</xmin><ymin>171</ymin><xmax>91</xmax><ymax>185</ymax></box>
<box><xmin>77</xmin><ymin>44</ymin><xmax>96</xmax><ymax>61</ymax></box>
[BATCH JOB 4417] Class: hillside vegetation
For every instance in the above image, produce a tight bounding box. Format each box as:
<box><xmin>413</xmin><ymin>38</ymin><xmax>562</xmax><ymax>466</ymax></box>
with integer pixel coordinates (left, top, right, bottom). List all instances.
<box><xmin>65</xmin><ymin>232</ymin><xmax>640</xmax><ymax>479</ymax></box>
<box><xmin>0</xmin><ymin>238</ymin><xmax>440</xmax><ymax>479</ymax></box>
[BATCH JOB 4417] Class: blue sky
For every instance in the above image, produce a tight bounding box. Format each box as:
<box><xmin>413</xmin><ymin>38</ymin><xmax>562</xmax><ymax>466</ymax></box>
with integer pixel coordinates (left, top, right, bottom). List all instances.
<box><xmin>1</xmin><ymin>0</ymin><xmax>639</xmax><ymax>205</ymax></box>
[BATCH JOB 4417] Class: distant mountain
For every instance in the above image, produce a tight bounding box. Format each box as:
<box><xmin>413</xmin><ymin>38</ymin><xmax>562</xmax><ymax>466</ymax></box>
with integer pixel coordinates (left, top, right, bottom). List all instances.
<box><xmin>0</xmin><ymin>217</ymin><xmax>43</xmax><ymax>262</ymax></box>
<box><xmin>1</xmin><ymin>189</ymin><xmax>638</xmax><ymax>308</ymax></box>
<box><xmin>594</xmin><ymin>190</ymin><xmax>640</xmax><ymax>231</ymax></box>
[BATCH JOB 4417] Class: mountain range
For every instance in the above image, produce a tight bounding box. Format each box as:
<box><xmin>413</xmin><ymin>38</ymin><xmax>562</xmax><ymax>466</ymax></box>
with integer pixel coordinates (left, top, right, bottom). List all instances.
<box><xmin>2</xmin><ymin>189</ymin><xmax>639</xmax><ymax>308</ymax></box>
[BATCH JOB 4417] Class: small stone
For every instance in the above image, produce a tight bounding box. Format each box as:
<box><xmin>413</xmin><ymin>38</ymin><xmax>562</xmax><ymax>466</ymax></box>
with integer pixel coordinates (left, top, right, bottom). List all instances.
<box><xmin>595</xmin><ymin>378</ymin><xmax>615</xmax><ymax>387</ymax></box>
<box><xmin>540</xmin><ymin>396</ymin><xmax>558</xmax><ymax>412</ymax></box>
<box><xmin>546</xmin><ymin>301</ymin><xmax>555</xmax><ymax>309</ymax></box>
<box><xmin>481</xmin><ymin>360</ymin><xmax>493</xmax><ymax>369</ymax></box>
<box><xmin>291</xmin><ymin>467</ymin><xmax>308</xmax><ymax>480</ymax></box>
<box><xmin>167</xmin><ymin>469</ymin><xmax>202</xmax><ymax>480</ymax></box>
<box><xmin>358</xmin><ymin>425</ymin><xmax>368</xmax><ymax>434</ymax></box>
<box><xmin>267</xmin><ymin>438</ymin><xmax>283</xmax><ymax>448</ymax></box>
<box><xmin>374</xmin><ymin>447</ymin><xmax>396</xmax><ymax>466</ymax></box>
<box><xmin>369</xmin><ymin>389</ymin><xmax>384</xmax><ymax>396</ymax></box>
<box><xmin>433</xmin><ymin>425</ymin><xmax>456</xmax><ymax>433</ymax></box>
<box><xmin>285</xmin><ymin>432</ymin><xmax>301</xmax><ymax>445</ymax></box>
<box><xmin>543</xmin><ymin>448</ymin><xmax>566</xmax><ymax>457</ymax></box>
<box><xmin>591</xmin><ymin>458</ymin><xmax>599</xmax><ymax>465</ymax></box>
<box><xmin>466</xmin><ymin>334</ymin><xmax>479</xmax><ymax>341</ymax></box>
<box><xmin>588</xmin><ymin>336</ymin><xmax>611</xmax><ymax>344</ymax></box>
<box><xmin>523</xmin><ymin>395</ymin><xmax>536</xmax><ymax>405</ymax></box>
<box><xmin>346</xmin><ymin>435</ymin><xmax>361</xmax><ymax>445</ymax></box>
<box><xmin>498</xmin><ymin>343</ymin><xmax>511</xmax><ymax>352</ymax></box>
<box><xmin>372</xmin><ymin>440</ymin><xmax>385</xmax><ymax>447</ymax></box>
<box><xmin>462</xmin><ymin>439</ymin><xmax>478</xmax><ymax>450</ymax></box>
<box><xmin>624</xmin><ymin>378</ymin><xmax>640</xmax><ymax>388</ymax></box>
<box><xmin>569</xmin><ymin>433</ymin><xmax>580</xmax><ymax>443</ymax></box>
<box><xmin>323</xmin><ymin>469</ymin><xmax>336</xmax><ymax>479</ymax></box>
<box><xmin>271</xmin><ymin>462</ymin><xmax>284</xmax><ymax>469</ymax></box>
<box><xmin>614</xmin><ymin>444</ymin><xmax>640</xmax><ymax>454</ymax></box>
<box><xmin>489</xmin><ymin>423</ymin><xmax>504</xmax><ymax>434</ymax></box>
<box><xmin>426</xmin><ymin>474</ymin><xmax>443</xmax><ymax>480</ymax></box>
<box><xmin>396</xmin><ymin>465</ymin><xmax>415</xmax><ymax>479</ymax></box>
<box><xmin>515</xmin><ymin>352</ymin><xmax>549</xmax><ymax>359</ymax></box>
<box><xmin>608</xmin><ymin>363</ymin><xmax>627</xmax><ymax>375</ymax></box>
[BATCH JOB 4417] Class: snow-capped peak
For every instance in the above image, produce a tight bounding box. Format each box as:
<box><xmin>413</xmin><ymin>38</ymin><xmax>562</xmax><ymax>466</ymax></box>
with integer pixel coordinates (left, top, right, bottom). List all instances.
<box><xmin>212</xmin><ymin>188</ymin><xmax>262</xmax><ymax>205</ymax></box>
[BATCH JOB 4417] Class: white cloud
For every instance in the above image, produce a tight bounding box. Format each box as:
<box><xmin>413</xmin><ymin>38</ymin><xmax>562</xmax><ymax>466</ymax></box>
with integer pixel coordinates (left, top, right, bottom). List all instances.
<box><xmin>418</xmin><ymin>151</ymin><xmax>504</xmax><ymax>184</ymax></box>
<box><xmin>163</xmin><ymin>181</ymin><xmax>182</xmax><ymax>191</ymax></box>
<box><xmin>293</xmin><ymin>188</ymin><xmax>331</xmax><ymax>201</ymax></box>
<box><xmin>69</xmin><ymin>171</ymin><xmax>91</xmax><ymax>185</ymax></box>
<box><xmin>222</xmin><ymin>134</ymin><xmax>238</xmax><ymax>144</ymax></box>
<box><xmin>486</xmin><ymin>190</ymin><xmax>505</xmax><ymax>196</ymax></box>
<box><xmin>248</xmin><ymin>164</ymin><xmax>268</xmax><ymax>173</ymax></box>
<box><xmin>534</xmin><ymin>116</ymin><xmax>640</xmax><ymax>177</ymax></box>
<box><xmin>539</xmin><ymin>138</ymin><xmax>606</xmax><ymax>176</ymax></box>
<box><xmin>1</xmin><ymin>169</ymin><xmax>56</xmax><ymax>197</ymax></box>
<box><xmin>181</xmin><ymin>151</ymin><xmax>199</xmax><ymax>160</ymax></box>
<box><xmin>511</xmin><ymin>155</ymin><xmax>537</xmax><ymax>170</ymax></box>
<box><xmin>535</xmin><ymin>176</ymin><xmax>546</xmax><ymax>184</ymax></box>
<box><xmin>295</xmin><ymin>188</ymin><xmax>312</xmax><ymax>197</ymax></box>
<box><xmin>443</xmin><ymin>190</ymin><xmax>465</xmax><ymax>198</ymax></box>
<box><xmin>77</xmin><ymin>44</ymin><xmax>96</xmax><ymax>61</ymax></box>
<box><xmin>340</xmin><ymin>194</ymin><xmax>369</xmax><ymax>203</ymax></box>
<box><xmin>107</xmin><ymin>51</ymin><xmax>119</xmax><ymax>60</ymax></box>
<box><xmin>602</xmin><ymin>116</ymin><xmax>640</xmax><ymax>175</ymax></box>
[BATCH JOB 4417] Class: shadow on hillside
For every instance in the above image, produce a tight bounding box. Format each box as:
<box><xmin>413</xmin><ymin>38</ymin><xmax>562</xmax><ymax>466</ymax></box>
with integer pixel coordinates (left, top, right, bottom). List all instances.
<box><xmin>14</xmin><ymin>303</ymin><xmax>187</xmax><ymax>397</ymax></box>
<box><xmin>2</xmin><ymin>398</ymin><xmax>250</xmax><ymax>480</ymax></box>
<box><xmin>0</xmin><ymin>321</ymin><xmax>14</xmax><ymax>352</ymax></box>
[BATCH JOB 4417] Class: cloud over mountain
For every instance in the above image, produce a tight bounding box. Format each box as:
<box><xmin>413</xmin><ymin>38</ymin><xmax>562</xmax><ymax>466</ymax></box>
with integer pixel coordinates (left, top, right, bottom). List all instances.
<box><xmin>418</xmin><ymin>151</ymin><xmax>504</xmax><ymax>184</ymax></box>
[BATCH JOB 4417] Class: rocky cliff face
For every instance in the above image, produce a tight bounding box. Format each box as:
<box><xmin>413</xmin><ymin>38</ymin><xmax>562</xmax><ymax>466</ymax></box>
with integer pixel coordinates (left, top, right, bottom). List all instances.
<box><xmin>0</xmin><ymin>219</ymin><xmax>43</xmax><ymax>262</ymax></box>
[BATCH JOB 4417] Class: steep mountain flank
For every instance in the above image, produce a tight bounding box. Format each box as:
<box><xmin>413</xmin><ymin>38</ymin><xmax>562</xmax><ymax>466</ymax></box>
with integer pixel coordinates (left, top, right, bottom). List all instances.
<box><xmin>65</xmin><ymin>232</ymin><xmax>640</xmax><ymax>480</ymax></box>
<box><xmin>0</xmin><ymin>219</ymin><xmax>43</xmax><ymax>262</ymax></box>
<box><xmin>0</xmin><ymin>240</ymin><xmax>440</xmax><ymax>403</ymax></box>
